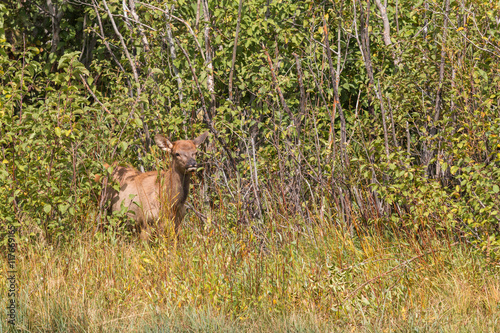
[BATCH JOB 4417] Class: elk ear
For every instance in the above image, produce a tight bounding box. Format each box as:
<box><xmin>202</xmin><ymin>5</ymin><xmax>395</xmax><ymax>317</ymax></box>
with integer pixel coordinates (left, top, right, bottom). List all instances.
<box><xmin>193</xmin><ymin>131</ymin><xmax>209</xmax><ymax>147</ymax></box>
<box><xmin>154</xmin><ymin>134</ymin><xmax>173</xmax><ymax>153</ymax></box>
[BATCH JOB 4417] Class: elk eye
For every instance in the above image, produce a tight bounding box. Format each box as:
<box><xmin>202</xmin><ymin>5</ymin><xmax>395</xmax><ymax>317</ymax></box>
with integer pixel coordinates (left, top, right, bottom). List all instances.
<box><xmin>175</xmin><ymin>153</ymin><xmax>180</xmax><ymax>157</ymax></box>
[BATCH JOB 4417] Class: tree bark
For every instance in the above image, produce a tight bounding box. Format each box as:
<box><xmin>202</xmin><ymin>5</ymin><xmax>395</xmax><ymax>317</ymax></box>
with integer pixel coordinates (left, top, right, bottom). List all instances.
<box><xmin>374</xmin><ymin>0</ymin><xmax>392</xmax><ymax>46</ymax></box>
<box><xmin>47</xmin><ymin>0</ymin><xmax>64</xmax><ymax>53</ymax></box>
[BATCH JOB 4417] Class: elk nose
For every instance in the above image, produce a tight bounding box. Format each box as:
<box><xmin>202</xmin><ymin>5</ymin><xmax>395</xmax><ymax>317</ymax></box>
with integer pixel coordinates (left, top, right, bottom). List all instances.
<box><xmin>186</xmin><ymin>160</ymin><xmax>197</xmax><ymax>172</ymax></box>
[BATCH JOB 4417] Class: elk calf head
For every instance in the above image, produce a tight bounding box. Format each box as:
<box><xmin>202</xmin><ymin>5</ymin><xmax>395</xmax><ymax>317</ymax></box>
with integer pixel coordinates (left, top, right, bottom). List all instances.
<box><xmin>154</xmin><ymin>132</ymin><xmax>209</xmax><ymax>174</ymax></box>
<box><xmin>104</xmin><ymin>131</ymin><xmax>209</xmax><ymax>240</ymax></box>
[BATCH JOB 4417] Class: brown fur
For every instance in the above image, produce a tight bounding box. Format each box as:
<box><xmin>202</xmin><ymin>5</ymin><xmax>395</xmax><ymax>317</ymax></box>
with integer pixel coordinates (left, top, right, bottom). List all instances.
<box><xmin>104</xmin><ymin>132</ymin><xmax>208</xmax><ymax>240</ymax></box>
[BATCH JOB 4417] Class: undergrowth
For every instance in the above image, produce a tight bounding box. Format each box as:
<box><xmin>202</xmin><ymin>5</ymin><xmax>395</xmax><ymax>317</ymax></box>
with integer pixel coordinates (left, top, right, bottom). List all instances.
<box><xmin>1</xmin><ymin>211</ymin><xmax>499</xmax><ymax>332</ymax></box>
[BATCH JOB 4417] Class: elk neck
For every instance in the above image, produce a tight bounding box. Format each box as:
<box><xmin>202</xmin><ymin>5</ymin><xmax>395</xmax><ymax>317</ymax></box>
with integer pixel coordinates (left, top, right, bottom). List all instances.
<box><xmin>163</xmin><ymin>164</ymin><xmax>192</xmax><ymax>206</ymax></box>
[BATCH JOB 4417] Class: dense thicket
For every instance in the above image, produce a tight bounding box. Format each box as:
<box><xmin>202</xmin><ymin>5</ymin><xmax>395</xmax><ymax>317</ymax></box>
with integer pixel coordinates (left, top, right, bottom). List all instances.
<box><xmin>1</xmin><ymin>0</ymin><xmax>499</xmax><ymax>255</ymax></box>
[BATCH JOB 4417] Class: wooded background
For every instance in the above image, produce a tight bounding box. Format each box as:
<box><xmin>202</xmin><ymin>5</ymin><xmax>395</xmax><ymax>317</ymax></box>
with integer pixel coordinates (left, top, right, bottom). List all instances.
<box><xmin>1</xmin><ymin>0</ymin><xmax>499</xmax><ymax>255</ymax></box>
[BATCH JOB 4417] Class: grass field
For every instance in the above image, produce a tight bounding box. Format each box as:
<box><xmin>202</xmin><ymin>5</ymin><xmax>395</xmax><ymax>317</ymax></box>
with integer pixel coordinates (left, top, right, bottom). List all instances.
<box><xmin>2</xmin><ymin>212</ymin><xmax>499</xmax><ymax>332</ymax></box>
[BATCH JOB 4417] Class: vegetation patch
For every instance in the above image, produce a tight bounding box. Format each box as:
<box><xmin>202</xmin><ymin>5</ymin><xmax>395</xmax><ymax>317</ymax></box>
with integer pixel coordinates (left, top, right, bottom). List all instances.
<box><xmin>1</xmin><ymin>0</ymin><xmax>499</xmax><ymax>331</ymax></box>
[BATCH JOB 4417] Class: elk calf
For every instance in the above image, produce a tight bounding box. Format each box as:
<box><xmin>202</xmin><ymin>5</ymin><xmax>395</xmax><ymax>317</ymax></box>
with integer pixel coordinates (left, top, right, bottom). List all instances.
<box><xmin>105</xmin><ymin>132</ymin><xmax>208</xmax><ymax>239</ymax></box>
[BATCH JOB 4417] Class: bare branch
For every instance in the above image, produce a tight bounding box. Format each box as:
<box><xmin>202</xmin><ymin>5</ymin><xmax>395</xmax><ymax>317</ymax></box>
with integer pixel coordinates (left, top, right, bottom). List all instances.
<box><xmin>100</xmin><ymin>0</ymin><xmax>140</xmax><ymax>87</ymax></box>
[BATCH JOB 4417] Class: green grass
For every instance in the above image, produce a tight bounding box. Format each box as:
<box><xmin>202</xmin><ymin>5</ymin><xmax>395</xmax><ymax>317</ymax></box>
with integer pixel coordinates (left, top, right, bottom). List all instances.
<box><xmin>1</xmin><ymin>213</ymin><xmax>499</xmax><ymax>332</ymax></box>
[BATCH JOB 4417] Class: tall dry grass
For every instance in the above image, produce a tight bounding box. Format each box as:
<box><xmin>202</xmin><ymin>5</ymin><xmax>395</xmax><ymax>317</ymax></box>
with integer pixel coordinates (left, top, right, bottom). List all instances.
<box><xmin>1</xmin><ymin>206</ymin><xmax>499</xmax><ymax>332</ymax></box>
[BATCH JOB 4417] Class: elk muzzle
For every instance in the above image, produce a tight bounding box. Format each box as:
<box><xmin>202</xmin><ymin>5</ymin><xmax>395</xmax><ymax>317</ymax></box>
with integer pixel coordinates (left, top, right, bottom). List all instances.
<box><xmin>186</xmin><ymin>160</ymin><xmax>197</xmax><ymax>172</ymax></box>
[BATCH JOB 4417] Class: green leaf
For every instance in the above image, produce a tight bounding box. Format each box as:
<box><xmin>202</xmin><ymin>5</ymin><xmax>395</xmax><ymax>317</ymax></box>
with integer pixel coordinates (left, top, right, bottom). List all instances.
<box><xmin>151</xmin><ymin>68</ymin><xmax>163</xmax><ymax>75</ymax></box>
<box><xmin>120</xmin><ymin>141</ymin><xmax>128</xmax><ymax>151</ymax></box>
<box><xmin>59</xmin><ymin>204</ymin><xmax>69</xmax><ymax>214</ymax></box>
<box><xmin>44</xmin><ymin>204</ymin><xmax>52</xmax><ymax>214</ymax></box>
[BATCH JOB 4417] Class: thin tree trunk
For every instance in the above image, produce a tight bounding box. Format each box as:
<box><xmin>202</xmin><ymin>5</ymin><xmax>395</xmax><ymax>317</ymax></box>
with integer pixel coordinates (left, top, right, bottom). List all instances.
<box><xmin>175</xmin><ymin>38</ymin><xmax>237</xmax><ymax>171</ymax></box>
<box><xmin>47</xmin><ymin>0</ymin><xmax>64</xmax><ymax>53</ymax></box>
<box><xmin>353</xmin><ymin>1</ymin><xmax>375</xmax><ymax>118</ymax></box>
<box><xmin>395</xmin><ymin>0</ymin><xmax>400</xmax><ymax>35</ymax></box>
<box><xmin>102</xmin><ymin>0</ymin><xmax>140</xmax><ymax>91</ymax></box>
<box><xmin>354</xmin><ymin>0</ymin><xmax>390</xmax><ymax>159</ymax></box>
<box><xmin>387</xmin><ymin>97</ymin><xmax>398</xmax><ymax>147</ymax></box>
<box><xmin>101</xmin><ymin>0</ymin><xmax>151</xmax><ymax>152</ymax></box>
<box><xmin>250</xmin><ymin>136</ymin><xmax>263</xmax><ymax>218</ymax></box>
<box><xmin>164</xmin><ymin>4</ymin><xmax>187</xmax><ymax>134</ymax></box>
<box><xmin>374</xmin><ymin>0</ymin><xmax>392</xmax><ymax>46</ymax></box>
<box><xmin>353</xmin><ymin>0</ymin><xmax>384</xmax><ymax>214</ymax></box>
<box><xmin>406</xmin><ymin>121</ymin><xmax>411</xmax><ymax>157</ymax></box>
<box><xmin>202</xmin><ymin>0</ymin><xmax>216</xmax><ymax>118</ymax></box>
<box><xmin>265</xmin><ymin>0</ymin><xmax>271</xmax><ymax>19</ymax></box>
<box><xmin>424</xmin><ymin>1</ymin><xmax>429</xmax><ymax>38</ymax></box>
<box><xmin>228</xmin><ymin>0</ymin><xmax>244</xmax><ymax>102</ymax></box>
<box><xmin>322</xmin><ymin>16</ymin><xmax>347</xmax><ymax>164</ymax></box>
<box><xmin>377</xmin><ymin>80</ymin><xmax>390</xmax><ymax>159</ymax></box>
<box><xmin>92</xmin><ymin>0</ymin><xmax>133</xmax><ymax>96</ymax></box>
<box><xmin>196</xmin><ymin>0</ymin><xmax>201</xmax><ymax>31</ymax></box>
<box><xmin>426</xmin><ymin>0</ymin><xmax>450</xmax><ymax>178</ymax></box>
<box><xmin>308</xmin><ymin>62</ymin><xmax>337</xmax><ymax>163</ymax></box>
<box><xmin>433</xmin><ymin>0</ymin><xmax>451</xmax><ymax>124</ymax></box>
<box><xmin>293</xmin><ymin>53</ymin><xmax>306</xmax><ymax>136</ymax></box>
<box><xmin>128</xmin><ymin>0</ymin><xmax>150</xmax><ymax>52</ymax></box>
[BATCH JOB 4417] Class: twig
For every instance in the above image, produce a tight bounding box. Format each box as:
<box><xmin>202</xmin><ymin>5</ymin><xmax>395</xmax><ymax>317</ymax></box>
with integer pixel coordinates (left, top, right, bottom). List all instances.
<box><xmin>79</xmin><ymin>74</ymin><xmax>117</xmax><ymax>122</ymax></box>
